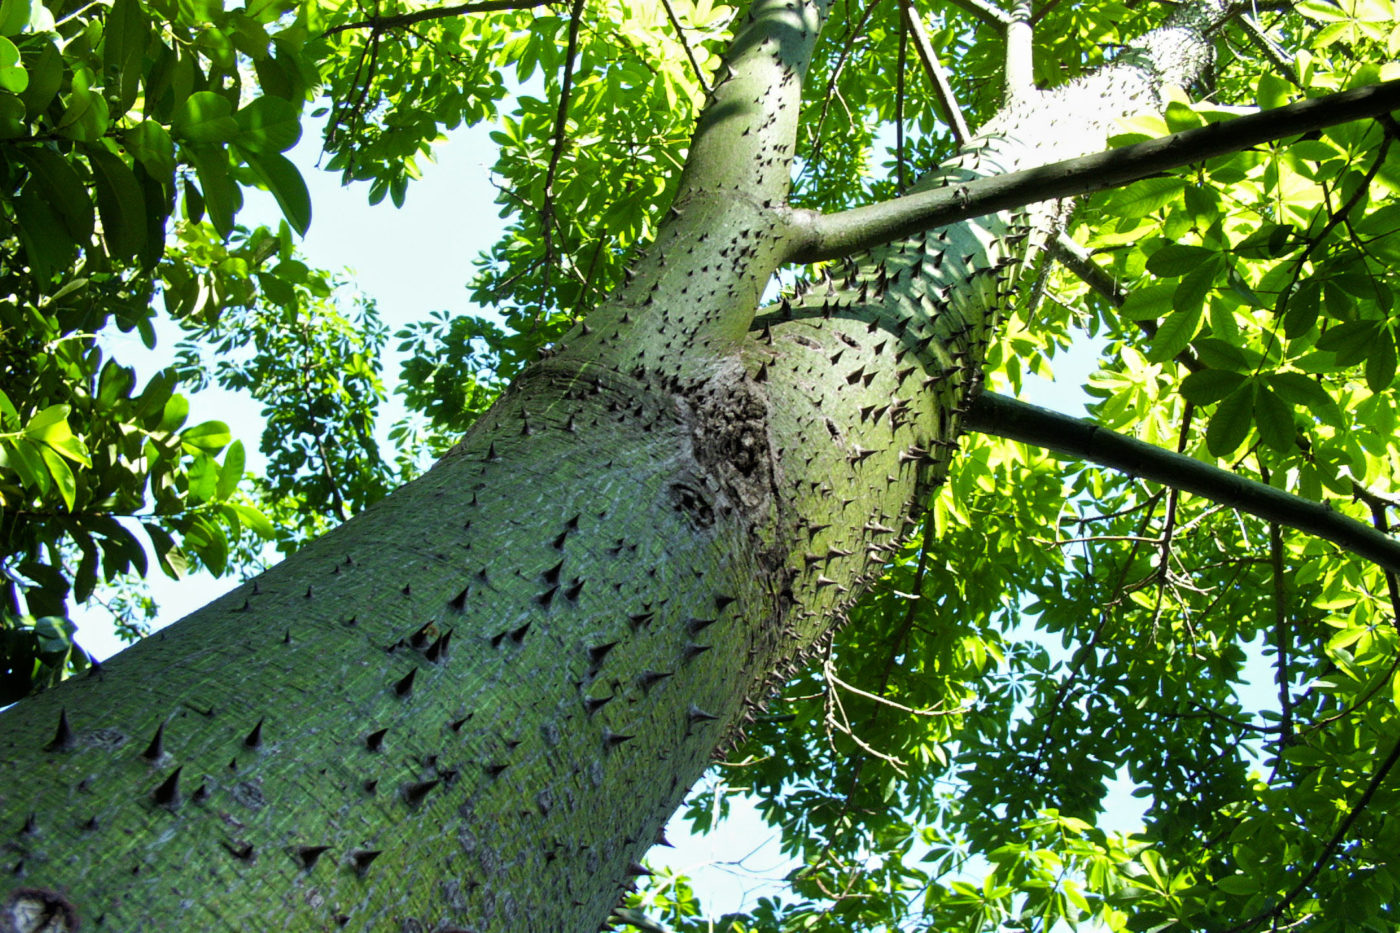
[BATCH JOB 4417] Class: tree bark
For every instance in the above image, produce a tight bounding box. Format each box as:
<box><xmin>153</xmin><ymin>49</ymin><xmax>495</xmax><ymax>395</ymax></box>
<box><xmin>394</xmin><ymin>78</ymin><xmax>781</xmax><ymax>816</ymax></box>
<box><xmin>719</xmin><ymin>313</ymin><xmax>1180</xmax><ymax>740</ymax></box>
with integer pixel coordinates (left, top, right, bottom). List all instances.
<box><xmin>0</xmin><ymin>1</ymin><xmax>1245</xmax><ymax>931</ymax></box>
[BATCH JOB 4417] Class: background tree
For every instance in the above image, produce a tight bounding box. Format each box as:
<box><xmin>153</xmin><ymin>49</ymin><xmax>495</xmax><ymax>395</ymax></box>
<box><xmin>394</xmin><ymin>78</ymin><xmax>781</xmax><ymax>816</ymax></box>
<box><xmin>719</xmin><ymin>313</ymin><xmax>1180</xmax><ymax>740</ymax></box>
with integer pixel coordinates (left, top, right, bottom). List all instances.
<box><xmin>0</xmin><ymin>0</ymin><xmax>1398</xmax><ymax>930</ymax></box>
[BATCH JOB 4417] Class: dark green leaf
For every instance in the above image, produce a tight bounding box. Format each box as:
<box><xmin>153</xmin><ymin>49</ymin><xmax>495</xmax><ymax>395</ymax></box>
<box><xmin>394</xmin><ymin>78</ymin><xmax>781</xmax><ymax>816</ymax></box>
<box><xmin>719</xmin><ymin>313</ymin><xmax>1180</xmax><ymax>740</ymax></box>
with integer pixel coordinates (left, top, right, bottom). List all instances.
<box><xmin>18</xmin><ymin>40</ymin><xmax>60</xmax><ymax>116</ymax></box>
<box><xmin>1268</xmin><ymin>372</ymin><xmax>1343</xmax><ymax>428</ymax></box>
<box><xmin>17</xmin><ymin>147</ymin><xmax>93</xmax><ymax>242</ymax></box>
<box><xmin>1365</xmin><ymin>328</ymin><xmax>1396</xmax><ymax>392</ymax></box>
<box><xmin>87</xmin><ymin>146</ymin><xmax>148</xmax><ymax>259</ymax></box>
<box><xmin>1206</xmin><ymin>384</ymin><xmax>1254</xmax><ymax>458</ymax></box>
<box><xmin>1252</xmin><ymin>383</ymin><xmax>1296</xmax><ymax>453</ymax></box>
<box><xmin>1316</xmin><ymin>319</ymin><xmax>1380</xmax><ymax>367</ymax></box>
<box><xmin>103</xmin><ymin>0</ymin><xmax>147</xmax><ymax>111</ymax></box>
<box><xmin>1146</xmin><ymin>244</ymin><xmax>1216</xmax><ymax>278</ymax></box>
<box><xmin>186</xmin><ymin>144</ymin><xmax>242</xmax><ymax>237</ymax></box>
<box><xmin>1179</xmin><ymin>369</ymin><xmax>1246</xmax><ymax>405</ymax></box>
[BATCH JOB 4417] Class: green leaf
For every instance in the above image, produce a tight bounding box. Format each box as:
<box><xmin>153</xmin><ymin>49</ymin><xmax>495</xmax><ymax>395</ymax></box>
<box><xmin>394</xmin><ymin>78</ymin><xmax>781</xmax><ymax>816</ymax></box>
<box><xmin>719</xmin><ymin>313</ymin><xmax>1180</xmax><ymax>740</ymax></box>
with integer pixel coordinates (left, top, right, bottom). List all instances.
<box><xmin>18</xmin><ymin>147</ymin><xmax>93</xmax><ymax>242</ymax></box>
<box><xmin>23</xmin><ymin>404</ymin><xmax>71</xmax><ymax>442</ymax></box>
<box><xmin>1365</xmin><ymin>327</ymin><xmax>1396</xmax><ymax>392</ymax></box>
<box><xmin>1207</xmin><ymin>384</ymin><xmax>1254</xmax><ymax>458</ymax></box>
<box><xmin>1173</xmin><ymin>263</ymin><xmax>1217</xmax><ymax>315</ymax></box>
<box><xmin>246</xmin><ymin>150</ymin><xmax>310</xmax><ymax>235</ymax></box>
<box><xmin>230</xmin><ymin>502</ymin><xmax>275</xmax><ymax>538</ymax></box>
<box><xmin>1218</xmin><ymin>873</ymin><xmax>1260</xmax><ymax>896</ymax></box>
<box><xmin>87</xmin><ymin>146</ymin><xmax>148</xmax><ymax>259</ymax></box>
<box><xmin>216</xmin><ymin>439</ymin><xmax>245</xmax><ymax>499</ymax></box>
<box><xmin>187</xmin><ymin>451</ymin><xmax>218</xmax><ymax>501</ymax></box>
<box><xmin>0</xmin><ymin>36</ymin><xmax>26</xmax><ymax>93</ymax></box>
<box><xmin>103</xmin><ymin>0</ymin><xmax>148</xmax><ymax>112</ymax></box>
<box><xmin>1253</xmin><ymin>383</ymin><xmax>1296</xmax><ymax>453</ymax></box>
<box><xmin>1283</xmin><ymin>280</ymin><xmax>1321</xmax><ymax>339</ymax></box>
<box><xmin>1108</xmin><ymin>177</ymin><xmax>1185</xmax><ymax>220</ymax></box>
<box><xmin>181</xmin><ymin>419</ymin><xmax>231</xmax><ymax>451</ymax></box>
<box><xmin>1268</xmin><ymin>372</ymin><xmax>1343</xmax><ymax>428</ymax></box>
<box><xmin>173</xmin><ymin>90</ymin><xmax>238</xmax><ymax>144</ymax></box>
<box><xmin>125</xmin><ymin>120</ymin><xmax>176</xmax><ymax>183</ymax></box>
<box><xmin>1146</xmin><ymin>303</ymin><xmax>1202</xmax><ymax>363</ymax></box>
<box><xmin>1119</xmin><ymin>282</ymin><xmax>1175</xmax><ymax>322</ymax></box>
<box><xmin>1256</xmin><ymin>71</ymin><xmax>1291</xmax><ymax>110</ymax></box>
<box><xmin>186</xmin><ymin>144</ymin><xmax>242</xmax><ymax>237</ymax></box>
<box><xmin>0</xmin><ymin>0</ymin><xmax>29</xmax><ymax>35</ymax></box>
<box><xmin>234</xmin><ymin>94</ymin><xmax>301</xmax><ymax>153</ymax></box>
<box><xmin>1180</xmin><ymin>369</ymin><xmax>1246</xmax><ymax>405</ymax></box>
<box><xmin>20</xmin><ymin>40</ymin><xmax>61</xmax><ymax>119</ymax></box>
<box><xmin>12</xmin><ymin>184</ymin><xmax>75</xmax><ymax>280</ymax></box>
<box><xmin>56</xmin><ymin>68</ymin><xmax>110</xmax><ymax>141</ymax></box>
<box><xmin>1316</xmin><ymin>319</ymin><xmax>1380</xmax><ymax>367</ymax></box>
<box><xmin>38</xmin><ymin>443</ymin><xmax>76</xmax><ymax>510</ymax></box>
<box><xmin>158</xmin><ymin>393</ymin><xmax>189</xmax><ymax>433</ymax></box>
<box><xmin>1146</xmin><ymin>244</ymin><xmax>1216</xmax><ymax>277</ymax></box>
<box><xmin>3</xmin><ymin>438</ymin><xmax>48</xmax><ymax>493</ymax></box>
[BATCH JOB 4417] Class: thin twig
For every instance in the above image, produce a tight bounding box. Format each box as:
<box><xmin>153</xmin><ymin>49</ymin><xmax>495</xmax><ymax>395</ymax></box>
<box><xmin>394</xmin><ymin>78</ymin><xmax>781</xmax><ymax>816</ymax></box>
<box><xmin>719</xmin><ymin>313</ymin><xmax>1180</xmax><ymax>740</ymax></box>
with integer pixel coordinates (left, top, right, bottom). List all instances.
<box><xmin>1260</xmin><ymin>462</ymin><xmax>1294</xmax><ymax>751</ymax></box>
<box><xmin>807</xmin><ymin>0</ymin><xmax>886</xmax><ymax>173</ymax></box>
<box><xmin>826</xmin><ymin>670</ymin><xmax>964</xmax><ymax>717</ymax></box>
<box><xmin>659</xmin><ymin>0</ymin><xmax>711</xmax><ymax>95</ymax></box>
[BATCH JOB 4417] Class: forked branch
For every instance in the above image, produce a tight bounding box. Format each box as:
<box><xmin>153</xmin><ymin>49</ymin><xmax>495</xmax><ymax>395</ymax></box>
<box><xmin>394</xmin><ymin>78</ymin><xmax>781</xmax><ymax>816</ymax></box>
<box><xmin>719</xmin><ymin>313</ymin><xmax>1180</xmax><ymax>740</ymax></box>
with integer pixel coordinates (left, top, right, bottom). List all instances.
<box><xmin>962</xmin><ymin>392</ymin><xmax>1400</xmax><ymax>576</ymax></box>
<box><xmin>786</xmin><ymin>78</ymin><xmax>1400</xmax><ymax>263</ymax></box>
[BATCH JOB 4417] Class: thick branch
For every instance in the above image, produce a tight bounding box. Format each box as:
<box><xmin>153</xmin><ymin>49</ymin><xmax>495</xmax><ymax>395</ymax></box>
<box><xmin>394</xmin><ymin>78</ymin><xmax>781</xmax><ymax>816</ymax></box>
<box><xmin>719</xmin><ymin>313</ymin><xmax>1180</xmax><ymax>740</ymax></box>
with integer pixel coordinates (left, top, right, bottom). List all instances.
<box><xmin>962</xmin><ymin>392</ymin><xmax>1400</xmax><ymax>576</ymax></box>
<box><xmin>323</xmin><ymin>0</ymin><xmax>552</xmax><ymax>36</ymax></box>
<box><xmin>945</xmin><ymin>0</ymin><xmax>1013</xmax><ymax>27</ymax></box>
<box><xmin>1003</xmin><ymin>0</ymin><xmax>1034</xmax><ymax>100</ymax></box>
<box><xmin>786</xmin><ymin>77</ymin><xmax>1400</xmax><ymax>263</ymax></box>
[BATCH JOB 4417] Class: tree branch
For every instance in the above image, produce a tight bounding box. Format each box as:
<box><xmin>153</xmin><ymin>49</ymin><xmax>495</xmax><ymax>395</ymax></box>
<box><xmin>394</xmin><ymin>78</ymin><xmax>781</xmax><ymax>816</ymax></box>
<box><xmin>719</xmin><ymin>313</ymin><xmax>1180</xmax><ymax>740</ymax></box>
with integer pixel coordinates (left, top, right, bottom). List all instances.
<box><xmin>900</xmin><ymin>0</ymin><xmax>972</xmax><ymax>145</ymax></box>
<box><xmin>785</xmin><ymin>77</ymin><xmax>1400</xmax><ymax>263</ymax></box>
<box><xmin>961</xmin><ymin>392</ymin><xmax>1400</xmax><ymax>576</ymax></box>
<box><xmin>323</xmin><ymin>0</ymin><xmax>553</xmax><ymax>36</ymax></box>
<box><xmin>1236</xmin><ymin>12</ymin><xmax>1300</xmax><ymax>85</ymax></box>
<box><xmin>945</xmin><ymin>0</ymin><xmax>1014</xmax><ymax>27</ymax></box>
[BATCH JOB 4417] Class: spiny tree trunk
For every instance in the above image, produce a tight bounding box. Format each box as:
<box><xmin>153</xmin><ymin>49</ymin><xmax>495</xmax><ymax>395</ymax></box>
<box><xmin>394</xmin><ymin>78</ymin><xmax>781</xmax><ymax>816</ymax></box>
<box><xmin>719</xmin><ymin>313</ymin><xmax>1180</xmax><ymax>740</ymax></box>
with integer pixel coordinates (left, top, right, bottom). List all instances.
<box><xmin>0</xmin><ymin>1</ymin><xmax>1227</xmax><ymax>930</ymax></box>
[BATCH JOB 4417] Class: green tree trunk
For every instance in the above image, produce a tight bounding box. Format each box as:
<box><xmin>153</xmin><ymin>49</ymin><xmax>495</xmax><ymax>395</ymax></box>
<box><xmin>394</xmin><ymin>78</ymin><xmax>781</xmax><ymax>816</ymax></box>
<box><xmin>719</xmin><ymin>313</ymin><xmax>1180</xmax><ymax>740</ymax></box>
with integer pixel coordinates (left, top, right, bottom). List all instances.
<box><xmin>0</xmin><ymin>1</ymin><xmax>1228</xmax><ymax>930</ymax></box>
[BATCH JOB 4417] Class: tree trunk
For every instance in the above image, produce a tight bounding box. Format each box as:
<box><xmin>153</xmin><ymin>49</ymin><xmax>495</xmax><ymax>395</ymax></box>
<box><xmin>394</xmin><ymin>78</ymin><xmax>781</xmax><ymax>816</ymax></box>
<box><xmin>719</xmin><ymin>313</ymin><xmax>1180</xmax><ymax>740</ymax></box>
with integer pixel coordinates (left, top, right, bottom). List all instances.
<box><xmin>0</xmin><ymin>2</ymin><xmax>1228</xmax><ymax>931</ymax></box>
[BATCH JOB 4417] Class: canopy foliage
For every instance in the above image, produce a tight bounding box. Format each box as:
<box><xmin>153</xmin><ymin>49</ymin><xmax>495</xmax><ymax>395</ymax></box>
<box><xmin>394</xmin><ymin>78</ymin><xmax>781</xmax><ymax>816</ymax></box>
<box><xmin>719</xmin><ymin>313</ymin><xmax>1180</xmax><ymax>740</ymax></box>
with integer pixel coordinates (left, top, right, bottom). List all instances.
<box><xmin>1</xmin><ymin>0</ymin><xmax>1399</xmax><ymax>928</ymax></box>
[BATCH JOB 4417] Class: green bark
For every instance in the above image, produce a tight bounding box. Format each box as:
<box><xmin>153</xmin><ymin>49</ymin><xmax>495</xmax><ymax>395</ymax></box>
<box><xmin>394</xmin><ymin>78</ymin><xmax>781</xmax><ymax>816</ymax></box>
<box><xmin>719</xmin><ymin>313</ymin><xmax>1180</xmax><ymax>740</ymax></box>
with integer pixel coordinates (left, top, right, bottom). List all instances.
<box><xmin>0</xmin><ymin>1</ymin><xmax>1241</xmax><ymax>931</ymax></box>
